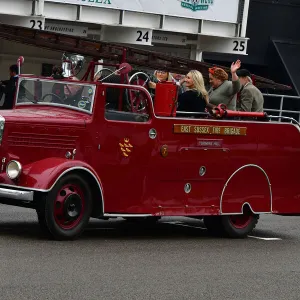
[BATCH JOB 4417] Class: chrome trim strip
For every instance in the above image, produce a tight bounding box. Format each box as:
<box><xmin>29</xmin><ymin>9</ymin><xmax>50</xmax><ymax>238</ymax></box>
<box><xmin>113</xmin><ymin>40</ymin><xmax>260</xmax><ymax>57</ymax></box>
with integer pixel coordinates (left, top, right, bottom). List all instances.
<box><xmin>0</xmin><ymin>167</ymin><xmax>104</xmax><ymax>212</ymax></box>
<box><xmin>220</xmin><ymin>164</ymin><xmax>273</xmax><ymax>215</ymax></box>
<box><xmin>0</xmin><ymin>187</ymin><xmax>33</xmax><ymax>202</ymax></box>
<box><xmin>104</xmin><ymin>214</ymin><xmax>152</xmax><ymax>218</ymax></box>
<box><xmin>154</xmin><ymin>114</ymin><xmax>300</xmax><ymax>126</ymax></box>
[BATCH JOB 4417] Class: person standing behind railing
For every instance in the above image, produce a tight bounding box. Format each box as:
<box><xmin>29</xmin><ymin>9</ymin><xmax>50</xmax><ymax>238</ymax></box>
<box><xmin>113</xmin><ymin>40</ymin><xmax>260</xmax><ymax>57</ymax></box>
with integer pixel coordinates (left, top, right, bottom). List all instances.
<box><xmin>207</xmin><ymin>60</ymin><xmax>241</xmax><ymax>110</ymax></box>
<box><xmin>0</xmin><ymin>64</ymin><xmax>19</xmax><ymax>109</ymax></box>
<box><xmin>236</xmin><ymin>69</ymin><xmax>264</xmax><ymax>112</ymax></box>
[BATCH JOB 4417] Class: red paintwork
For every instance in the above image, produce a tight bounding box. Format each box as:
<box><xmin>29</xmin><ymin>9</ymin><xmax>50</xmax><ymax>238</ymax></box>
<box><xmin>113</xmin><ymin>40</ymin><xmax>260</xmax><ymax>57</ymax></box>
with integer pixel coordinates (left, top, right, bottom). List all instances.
<box><xmin>154</xmin><ymin>82</ymin><xmax>178</xmax><ymax>117</ymax></box>
<box><xmin>0</xmin><ymin>70</ymin><xmax>300</xmax><ymax>219</ymax></box>
<box><xmin>221</xmin><ymin>166</ymin><xmax>272</xmax><ymax>214</ymax></box>
<box><xmin>214</xmin><ymin>104</ymin><xmax>267</xmax><ymax>119</ymax></box>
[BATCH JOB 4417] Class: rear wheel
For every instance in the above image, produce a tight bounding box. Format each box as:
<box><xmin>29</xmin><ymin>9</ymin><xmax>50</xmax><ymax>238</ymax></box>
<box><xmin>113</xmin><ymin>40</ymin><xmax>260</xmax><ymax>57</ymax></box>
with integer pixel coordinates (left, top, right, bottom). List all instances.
<box><xmin>36</xmin><ymin>173</ymin><xmax>92</xmax><ymax>240</ymax></box>
<box><xmin>204</xmin><ymin>209</ymin><xmax>259</xmax><ymax>238</ymax></box>
<box><xmin>222</xmin><ymin>210</ymin><xmax>259</xmax><ymax>238</ymax></box>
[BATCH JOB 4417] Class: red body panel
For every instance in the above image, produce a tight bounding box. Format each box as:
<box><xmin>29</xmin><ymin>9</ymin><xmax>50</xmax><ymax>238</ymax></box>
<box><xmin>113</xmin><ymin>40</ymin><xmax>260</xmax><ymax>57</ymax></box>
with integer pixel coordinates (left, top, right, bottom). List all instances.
<box><xmin>0</xmin><ymin>158</ymin><xmax>102</xmax><ymax>191</ymax></box>
<box><xmin>154</xmin><ymin>82</ymin><xmax>178</xmax><ymax>117</ymax></box>
<box><xmin>0</xmin><ymin>78</ymin><xmax>300</xmax><ymax>217</ymax></box>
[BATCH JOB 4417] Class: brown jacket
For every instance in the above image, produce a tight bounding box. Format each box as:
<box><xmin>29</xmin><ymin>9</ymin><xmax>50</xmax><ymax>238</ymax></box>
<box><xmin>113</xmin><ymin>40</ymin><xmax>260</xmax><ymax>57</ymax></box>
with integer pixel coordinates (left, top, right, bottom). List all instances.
<box><xmin>239</xmin><ymin>82</ymin><xmax>264</xmax><ymax>112</ymax></box>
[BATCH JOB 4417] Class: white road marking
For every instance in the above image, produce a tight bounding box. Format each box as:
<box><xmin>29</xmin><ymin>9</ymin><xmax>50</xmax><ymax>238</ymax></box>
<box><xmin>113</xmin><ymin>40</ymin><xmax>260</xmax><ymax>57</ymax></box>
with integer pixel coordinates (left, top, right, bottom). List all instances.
<box><xmin>164</xmin><ymin>221</ymin><xmax>206</xmax><ymax>230</ymax></box>
<box><xmin>248</xmin><ymin>235</ymin><xmax>282</xmax><ymax>241</ymax></box>
<box><xmin>165</xmin><ymin>223</ymin><xmax>282</xmax><ymax>240</ymax></box>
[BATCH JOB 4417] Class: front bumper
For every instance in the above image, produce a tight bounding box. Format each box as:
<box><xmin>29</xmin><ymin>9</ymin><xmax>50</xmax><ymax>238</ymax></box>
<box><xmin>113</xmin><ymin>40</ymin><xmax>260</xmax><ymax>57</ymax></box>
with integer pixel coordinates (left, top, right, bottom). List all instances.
<box><xmin>0</xmin><ymin>187</ymin><xmax>33</xmax><ymax>202</ymax></box>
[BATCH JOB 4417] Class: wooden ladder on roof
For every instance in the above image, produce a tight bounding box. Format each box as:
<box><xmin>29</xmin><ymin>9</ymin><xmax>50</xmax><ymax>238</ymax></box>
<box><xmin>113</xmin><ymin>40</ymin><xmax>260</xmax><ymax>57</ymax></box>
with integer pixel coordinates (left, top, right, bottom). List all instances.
<box><xmin>0</xmin><ymin>22</ymin><xmax>292</xmax><ymax>91</ymax></box>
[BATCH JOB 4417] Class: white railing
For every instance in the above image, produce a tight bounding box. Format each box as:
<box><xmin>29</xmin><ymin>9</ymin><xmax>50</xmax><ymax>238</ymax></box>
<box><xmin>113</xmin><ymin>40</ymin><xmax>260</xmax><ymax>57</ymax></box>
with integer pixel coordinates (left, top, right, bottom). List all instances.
<box><xmin>263</xmin><ymin>93</ymin><xmax>300</xmax><ymax>123</ymax></box>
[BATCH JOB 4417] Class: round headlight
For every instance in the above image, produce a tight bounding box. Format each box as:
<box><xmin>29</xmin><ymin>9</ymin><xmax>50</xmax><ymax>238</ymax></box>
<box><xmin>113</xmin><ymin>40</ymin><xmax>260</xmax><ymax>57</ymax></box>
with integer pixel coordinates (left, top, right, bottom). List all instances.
<box><xmin>6</xmin><ymin>160</ymin><xmax>22</xmax><ymax>180</ymax></box>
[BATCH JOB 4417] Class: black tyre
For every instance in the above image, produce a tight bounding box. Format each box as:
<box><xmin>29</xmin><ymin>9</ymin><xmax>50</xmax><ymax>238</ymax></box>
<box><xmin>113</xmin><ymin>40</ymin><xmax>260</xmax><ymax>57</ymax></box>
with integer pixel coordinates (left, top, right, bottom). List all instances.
<box><xmin>221</xmin><ymin>211</ymin><xmax>259</xmax><ymax>238</ymax></box>
<box><xmin>204</xmin><ymin>209</ymin><xmax>259</xmax><ymax>238</ymax></box>
<box><xmin>203</xmin><ymin>216</ymin><xmax>225</xmax><ymax>236</ymax></box>
<box><xmin>36</xmin><ymin>209</ymin><xmax>52</xmax><ymax>238</ymax></box>
<box><xmin>36</xmin><ymin>173</ymin><xmax>92</xmax><ymax>241</ymax></box>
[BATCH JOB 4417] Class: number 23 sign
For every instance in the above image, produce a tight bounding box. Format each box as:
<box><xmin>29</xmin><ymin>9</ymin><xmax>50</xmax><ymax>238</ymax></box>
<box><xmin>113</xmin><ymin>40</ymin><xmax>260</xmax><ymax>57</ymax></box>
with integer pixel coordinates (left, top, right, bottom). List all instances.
<box><xmin>29</xmin><ymin>19</ymin><xmax>44</xmax><ymax>30</ymax></box>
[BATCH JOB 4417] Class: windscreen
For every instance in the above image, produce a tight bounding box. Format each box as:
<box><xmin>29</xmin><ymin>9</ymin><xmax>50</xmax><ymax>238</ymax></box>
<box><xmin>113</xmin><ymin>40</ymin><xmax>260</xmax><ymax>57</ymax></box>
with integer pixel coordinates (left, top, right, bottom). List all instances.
<box><xmin>16</xmin><ymin>77</ymin><xmax>96</xmax><ymax>113</ymax></box>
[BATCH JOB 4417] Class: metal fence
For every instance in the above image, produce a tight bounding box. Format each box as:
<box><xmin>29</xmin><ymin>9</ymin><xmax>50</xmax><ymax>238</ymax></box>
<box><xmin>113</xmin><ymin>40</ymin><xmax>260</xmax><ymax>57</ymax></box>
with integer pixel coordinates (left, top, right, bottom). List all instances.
<box><xmin>263</xmin><ymin>93</ymin><xmax>300</xmax><ymax>124</ymax></box>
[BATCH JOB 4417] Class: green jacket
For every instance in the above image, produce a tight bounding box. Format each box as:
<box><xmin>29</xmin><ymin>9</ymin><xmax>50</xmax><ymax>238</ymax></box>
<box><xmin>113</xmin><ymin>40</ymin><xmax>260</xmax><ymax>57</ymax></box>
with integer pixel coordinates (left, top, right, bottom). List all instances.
<box><xmin>239</xmin><ymin>83</ymin><xmax>264</xmax><ymax>112</ymax></box>
<box><xmin>208</xmin><ymin>79</ymin><xmax>241</xmax><ymax>111</ymax></box>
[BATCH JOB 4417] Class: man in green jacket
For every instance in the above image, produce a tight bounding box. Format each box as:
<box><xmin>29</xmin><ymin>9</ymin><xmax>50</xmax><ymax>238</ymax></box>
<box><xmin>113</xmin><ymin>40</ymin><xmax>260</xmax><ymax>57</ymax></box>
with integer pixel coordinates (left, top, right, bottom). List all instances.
<box><xmin>236</xmin><ymin>69</ymin><xmax>264</xmax><ymax>112</ymax></box>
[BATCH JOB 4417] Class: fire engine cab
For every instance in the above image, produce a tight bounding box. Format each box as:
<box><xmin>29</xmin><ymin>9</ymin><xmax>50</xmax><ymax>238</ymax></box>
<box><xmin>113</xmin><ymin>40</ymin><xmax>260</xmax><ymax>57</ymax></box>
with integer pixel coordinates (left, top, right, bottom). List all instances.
<box><xmin>0</xmin><ymin>24</ymin><xmax>298</xmax><ymax>241</ymax></box>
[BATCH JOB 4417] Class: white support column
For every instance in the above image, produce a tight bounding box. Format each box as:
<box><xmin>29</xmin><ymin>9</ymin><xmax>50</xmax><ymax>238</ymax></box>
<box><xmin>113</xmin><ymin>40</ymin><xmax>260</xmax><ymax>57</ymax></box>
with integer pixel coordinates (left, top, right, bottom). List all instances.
<box><xmin>190</xmin><ymin>35</ymin><xmax>203</xmax><ymax>62</ymax></box>
<box><xmin>190</xmin><ymin>47</ymin><xmax>203</xmax><ymax>62</ymax></box>
<box><xmin>95</xmin><ymin>59</ymin><xmax>103</xmax><ymax>75</ymax></box>
<box><xmin>240</xmin><ymin>0</ymin><xmax>250</xmax><ymax>37</ymax></box>
<box><xmin>195</xmin><ymin>50</ymin><xmax>202</xmax><ymax>62</ymax></box>
<box><xmin>35</xmin><ymin>0</ymin><xmax>45</xmax><ymax>16</ymax></box>
<box><xmin>190</xmin><ymin>45</ymin><xmax>196</xmax><ymax>60</ymax></box>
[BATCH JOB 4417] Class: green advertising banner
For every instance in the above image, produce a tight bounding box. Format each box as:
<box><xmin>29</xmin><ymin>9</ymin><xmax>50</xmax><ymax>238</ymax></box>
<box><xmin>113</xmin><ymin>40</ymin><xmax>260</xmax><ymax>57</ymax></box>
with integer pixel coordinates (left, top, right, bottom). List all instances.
<box><xmin>45</xmin><ymin>0</ymin><xmax>239</xmax><ymax>23</ymax></box>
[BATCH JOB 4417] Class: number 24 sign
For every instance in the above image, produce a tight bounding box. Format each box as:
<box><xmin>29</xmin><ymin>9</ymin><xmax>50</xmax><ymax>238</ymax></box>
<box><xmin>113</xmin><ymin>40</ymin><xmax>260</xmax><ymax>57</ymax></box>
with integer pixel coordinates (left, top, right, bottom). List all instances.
<box><xmin>135</xmin><ymin>30</ymin><xmax>152</xmax><ymax>45</ymax></box>
<box><xmin>136</xmin><ymin>30</ymin><xmax>150</xmax><ymax>43</ymax></box>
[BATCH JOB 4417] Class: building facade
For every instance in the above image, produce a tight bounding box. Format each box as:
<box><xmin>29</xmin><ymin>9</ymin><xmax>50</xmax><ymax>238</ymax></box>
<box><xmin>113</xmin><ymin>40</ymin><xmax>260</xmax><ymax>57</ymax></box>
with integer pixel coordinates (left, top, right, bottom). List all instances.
<box><xmin>204</xmin><ymin>0</ymin><xmax>300</xmax><ymax>97</ymax></box>
<box><xmin>0</xmin><ymin>0</ymin><xmax>250</xmax><ymax>78</ymax></box>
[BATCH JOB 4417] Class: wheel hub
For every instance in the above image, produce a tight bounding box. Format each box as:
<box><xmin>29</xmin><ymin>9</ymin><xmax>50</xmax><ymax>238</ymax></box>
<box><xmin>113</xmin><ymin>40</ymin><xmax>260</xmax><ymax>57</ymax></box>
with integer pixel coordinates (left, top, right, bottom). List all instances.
<box><xmin>64</xmin><ymin>194</ymin><xmax>82</xmax><ymax>220</ymax></box>
<box><xmin>229</xmin><ymin>214</ymin><xmax>253</xmax><ymax>229</ymax></box>
<box><xmin>54</xmin><ymin>184</ymin><xmax>85</xmax><ymax>230</ymax></box>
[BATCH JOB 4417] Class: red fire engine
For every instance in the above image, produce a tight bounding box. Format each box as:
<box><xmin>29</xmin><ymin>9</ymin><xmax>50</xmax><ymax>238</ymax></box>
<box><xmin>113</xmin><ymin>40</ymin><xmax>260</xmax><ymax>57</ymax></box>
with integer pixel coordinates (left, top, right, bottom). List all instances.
<box><xmin>0</xmin><ymin>23</ymin><xmax>296</xmax><ymax>241</ymax></box>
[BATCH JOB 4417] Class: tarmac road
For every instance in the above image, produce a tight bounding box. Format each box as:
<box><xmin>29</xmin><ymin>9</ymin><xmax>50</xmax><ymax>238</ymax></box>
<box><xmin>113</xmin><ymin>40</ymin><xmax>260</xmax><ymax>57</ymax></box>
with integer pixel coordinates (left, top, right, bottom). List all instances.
<box><xmin>0</xmin><ymin>204</ymin><xmax>300</xmax><ymax>300</ymax></box>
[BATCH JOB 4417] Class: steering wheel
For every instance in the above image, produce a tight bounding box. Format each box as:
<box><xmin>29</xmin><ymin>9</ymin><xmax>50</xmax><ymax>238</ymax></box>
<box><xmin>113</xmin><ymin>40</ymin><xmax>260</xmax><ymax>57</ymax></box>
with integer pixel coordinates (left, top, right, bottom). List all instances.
<box><xmin>41</xmin><ymin>93</ymin><xmax>64</xmax><ymax>104</ymax></box>
<box><xmin>128</xmin><ymin>72</ymin><xmax>151</xmax><ymax>113</ymax></box>
<box><xmin>129</xmin><ymin>72</ymin><xmax>151</xmax><ymax>88</ymax></box>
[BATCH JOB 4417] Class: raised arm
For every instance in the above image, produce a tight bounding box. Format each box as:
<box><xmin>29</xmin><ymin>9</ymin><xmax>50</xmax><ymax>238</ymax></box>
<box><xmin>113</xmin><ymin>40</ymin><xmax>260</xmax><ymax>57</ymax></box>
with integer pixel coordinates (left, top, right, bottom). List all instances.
<box><xmin>227</xmin><ymin>60</ymin><xmax>241</xmax><ymax>96</ymax></box>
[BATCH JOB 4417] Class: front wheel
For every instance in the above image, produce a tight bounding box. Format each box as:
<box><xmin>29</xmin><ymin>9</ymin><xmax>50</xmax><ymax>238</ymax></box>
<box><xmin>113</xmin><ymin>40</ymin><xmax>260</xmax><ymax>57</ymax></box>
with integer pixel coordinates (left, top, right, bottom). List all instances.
<box><xmin>36</xmin><ymin>173</ymin><xmax>92</xmax><ymax>240</ymax></box>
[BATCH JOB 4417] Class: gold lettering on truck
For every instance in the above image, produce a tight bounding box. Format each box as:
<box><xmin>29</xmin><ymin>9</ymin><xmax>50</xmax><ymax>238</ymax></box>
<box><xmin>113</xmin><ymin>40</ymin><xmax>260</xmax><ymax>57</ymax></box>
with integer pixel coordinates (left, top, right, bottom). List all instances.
<box><xmin>173</xmin><ymin>124</ymin><xmax>247</xmax><ymax>136</ymax></box>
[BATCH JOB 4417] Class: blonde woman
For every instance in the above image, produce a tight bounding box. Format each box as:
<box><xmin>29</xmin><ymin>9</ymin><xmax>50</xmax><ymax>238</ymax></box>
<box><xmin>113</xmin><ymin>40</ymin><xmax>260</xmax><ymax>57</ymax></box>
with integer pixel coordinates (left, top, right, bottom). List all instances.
<box><xmin>148</xmin><ymin>69</ymin><xmax>173</xmax><ymax>89</ymax></box>
<box><xmin>177</xmin><ymin>70</ymin><xmax>212</xmax><ymax>115</ymax></box>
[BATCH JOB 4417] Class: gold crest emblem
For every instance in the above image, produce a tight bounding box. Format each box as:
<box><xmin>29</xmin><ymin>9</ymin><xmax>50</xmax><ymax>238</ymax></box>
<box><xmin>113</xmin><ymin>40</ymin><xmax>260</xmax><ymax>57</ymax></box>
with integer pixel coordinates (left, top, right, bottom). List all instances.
<box><xmin>160</xmin><ymin>145</ymin><xmax>168</xmax><ymax>157</ymax></box>
<box><xmin>119</xmin><ymin>138</ymin><xmax>133</xmax><ymax>157</ymax></box>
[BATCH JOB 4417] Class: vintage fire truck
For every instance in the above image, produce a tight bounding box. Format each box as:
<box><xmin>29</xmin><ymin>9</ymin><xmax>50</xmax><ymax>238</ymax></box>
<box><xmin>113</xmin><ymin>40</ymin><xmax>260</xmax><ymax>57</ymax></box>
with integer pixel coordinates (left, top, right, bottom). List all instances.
<box><xmin>0</xmin><ymin>23</ymin><xmax>297</xmax><ymax>241</ymax></box>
